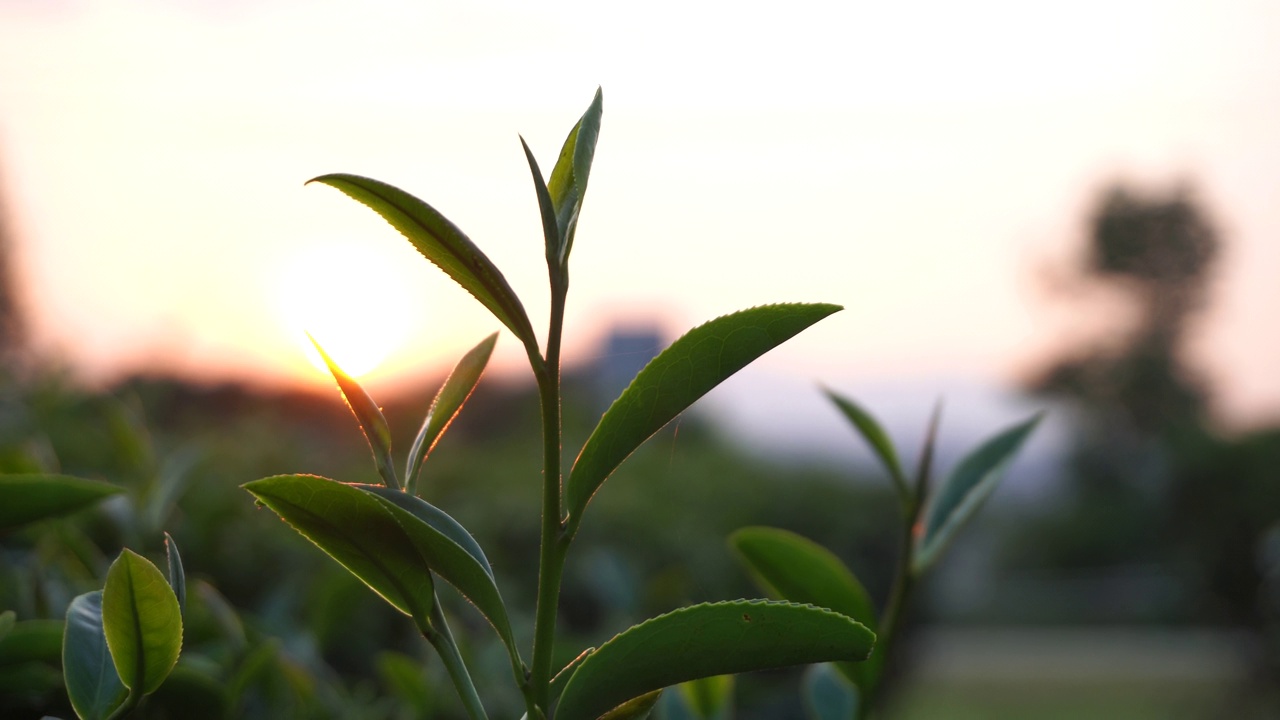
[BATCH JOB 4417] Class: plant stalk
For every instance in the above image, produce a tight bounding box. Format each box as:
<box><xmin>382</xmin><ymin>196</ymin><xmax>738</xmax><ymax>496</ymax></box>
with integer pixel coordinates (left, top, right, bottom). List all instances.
<box><xmin>530</xmin><ymin>272</ymin><xmax>570</xmax><ymax>714</ymax></box>
<box><xmin>420</xmin><ymin>605</ymin><xmax>489</xmax><ymax>720</ymax></box>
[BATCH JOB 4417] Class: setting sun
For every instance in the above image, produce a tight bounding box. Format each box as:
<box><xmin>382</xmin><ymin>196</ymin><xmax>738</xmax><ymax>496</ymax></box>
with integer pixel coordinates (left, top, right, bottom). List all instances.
<box><xmin>274</xmin><ymin>242</ymin><xmax>420</xmax><ymax>380</ymax></box>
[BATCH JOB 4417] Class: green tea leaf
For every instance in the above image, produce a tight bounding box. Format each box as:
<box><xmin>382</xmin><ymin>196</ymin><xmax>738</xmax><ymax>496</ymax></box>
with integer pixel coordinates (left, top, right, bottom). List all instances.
<box><xmin>566</xmin><ymin>304</ymin><xmax>841</xmax><ymax>532</ymax></box>
<box><xmin>310</xmin><ymin>335</ymin><xmax>398</xmax><ymax>490</ymax></box>
<box><xmin>914</xmin><ymin>413</ymin><xmax>1042</xmax><ymax>573</ymax></box>
<box><xmin>730</xmin><ymin>526</ymin><xmax>876</xmax><ymax>688</ymax></box>
<box><xmin>823</xmin><ymin>389</ymin><xmax>909</xmax><ymax>503</ymax></box>
<box><xmin>102</xmin><ymin>549</ymin><xmax>183</xmax><ymax>694</ymax></box>
<box><xmin>554</xmin><ymin>600</ymin><xmax>873</xmax><ymax>720</ymax></box>
<box><xmin>546</xmin><ymin>87</ymin><xmax>603</xmax><ymax>265</ymax></box>
<box><xmin>242</xmin><ymin>475</ymin><xmax>435</xmax><ymax>622</ymax></box>
<box><xmin>519</xmin><ymin>136</ymin><xmax>563</xmax><ymax>274</ymax></box>
<box><xmin>164</xmin><ymin>533</ymin><xmax>186</xmax><ymax>616</ymax></box>
<box><xmin>802</xmin><ymin>663</ymin><xmax>858</xmax><ymax>720</ymax></box>
<box><xmin>309</xmin><ymin>173</ymin><xmax>537</xmax><ymax>352</ymax></box>
<box><xmin>406</xmin><ymin>333</ymin><xmax>498</xmax><ymax>495</ymax></box>
<box><xmin>0</xmin><ymin>619</ymin><xmax>62</xmax><ymax>665</ymax></box>
<box><xmin>357</xmin><ymin>486</ymin><xmax>516</xmax><ymax>653</ymax></box>
<box><xmin>63</xmin><ymin>591</ymin><xmax>127</xmax><ymax>720</ymax></box>
<box><xmin>0</xmin><ymin>474</ymin><xmax>123</xmax><ymax>530</ymax></box>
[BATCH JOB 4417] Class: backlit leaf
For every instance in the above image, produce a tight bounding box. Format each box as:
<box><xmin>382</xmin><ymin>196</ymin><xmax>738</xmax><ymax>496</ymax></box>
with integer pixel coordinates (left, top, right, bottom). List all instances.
<box><xmin>357</xmin><ymin>485</ymin><xmax>515</xmax><ymax>654</ymax></box>
<box><xmin>102</xmin><ymin>549</ymin><xmax>183</xmax><ymax>694</ymax></box>
<box><xmin>566</xmin><ymin>304</ymin><xmax>841</xmax><ymax>532</ymax></box>
<box><xmin>914</xmin><ymin>413</ymin><xmax>1042</xmax><ymax>573</ymax></box>
<box><xmin>63</xmin><ymin>591</ymin><xmax>127</xmax><ymax>720</ymax></box>
<box><xmin>311</xmin><ymin>335</ymin><xmax>398</xmax><ymax>490</ymax></box>
<box><xmin>554</xmin><ymin>600</ymin><xmax>873</xmax><ymax>720</ymax></box>
<box><xmin>730</xmin><ymin>526</ymin><xmax>876</xmax><ymax>688</ymax></box>
<box><xmin>0</xmin><ymin>474</ymin><xmax>122</xmax><ymax>530</ymax></box>
<box><xmin>546</xmin><ymin>88</ymin><xmax>603</xmax><ymax>265</ymax></box>
<box><xmin>242</xmin><ymin>475</ymin><xmax>435</xmax><ymax>622</ymax></box>
<box><xmin>406</xmin><ymin>333</ymin><xmax>497</xmax><ymax>494</ymax></box>
<box><xmin>309</xmin><ymin>173</ymin><xmax>537</xmax><ymax>352</ymax></box>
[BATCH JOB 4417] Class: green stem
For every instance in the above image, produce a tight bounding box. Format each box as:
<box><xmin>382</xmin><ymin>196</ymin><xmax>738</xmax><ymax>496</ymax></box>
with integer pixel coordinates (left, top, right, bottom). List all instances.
<box><xmin>420</xmin><ymin>604</ymin><xmax>489</xmax><ymax>720</ymax></box>
<box><xmin>104</xmin><ymin>688</ymin><xmax>140</xmax><ymax>720</ymax></box>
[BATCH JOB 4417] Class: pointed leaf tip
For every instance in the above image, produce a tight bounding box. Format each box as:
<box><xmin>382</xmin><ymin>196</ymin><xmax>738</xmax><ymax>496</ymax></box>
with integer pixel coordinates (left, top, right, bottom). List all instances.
<box><xmin>309</xmin><ymin>335</ymin><xmax>398</xmax><ymax>490</ymax></box>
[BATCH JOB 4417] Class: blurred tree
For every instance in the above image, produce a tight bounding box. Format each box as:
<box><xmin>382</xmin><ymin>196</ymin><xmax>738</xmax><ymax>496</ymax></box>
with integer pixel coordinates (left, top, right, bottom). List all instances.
<box><xmin>1025</xmin><ymin>182</ymin><xmax>1280</xmax><ymax>714</ymax></box>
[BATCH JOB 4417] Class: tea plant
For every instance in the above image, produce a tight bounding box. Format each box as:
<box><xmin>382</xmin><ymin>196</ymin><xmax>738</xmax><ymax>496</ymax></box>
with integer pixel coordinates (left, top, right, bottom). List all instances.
<box><xmin>732</xmin><ymin>393</ymin><xmax>1041</xmax><ymax>719</ymax></box>
<box><xmin>242</xmin><ymin>89</ymin><xmax>874</xmax><ymax>720</ymax></box>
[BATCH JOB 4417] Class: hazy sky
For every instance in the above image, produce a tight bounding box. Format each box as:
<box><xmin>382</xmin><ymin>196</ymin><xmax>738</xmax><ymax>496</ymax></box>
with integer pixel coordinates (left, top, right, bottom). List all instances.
<box><xmin>2</xmin><ymin>0</ymin><xmax>1278</xmax><ymax>429</ymax></box>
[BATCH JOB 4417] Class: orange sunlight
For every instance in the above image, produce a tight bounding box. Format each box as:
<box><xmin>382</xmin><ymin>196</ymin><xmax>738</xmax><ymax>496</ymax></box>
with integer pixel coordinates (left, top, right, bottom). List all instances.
<box><xmin>274</xmin><ymin>242</ymin><xmax>420</xmax><ymax>381</ymax></box>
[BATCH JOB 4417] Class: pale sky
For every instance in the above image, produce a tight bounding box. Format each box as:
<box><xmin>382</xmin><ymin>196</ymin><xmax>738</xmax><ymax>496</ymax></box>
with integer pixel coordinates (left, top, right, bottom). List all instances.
<box><xmin>2</xmin><ymin>0</ymin><xmax>1278</xmax><ymax>429</ymax></box>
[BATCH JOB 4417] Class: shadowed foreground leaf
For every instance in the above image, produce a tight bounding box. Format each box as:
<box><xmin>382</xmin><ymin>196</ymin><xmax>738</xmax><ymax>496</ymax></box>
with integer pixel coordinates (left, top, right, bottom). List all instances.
<box><xmin>102</xmin><ymin>549</ymin><xmax>182</xmax><ymax>694</ymax></box>
<box><xmin>63</xmin><ymin>591</ymin><xmax>127</xmax><ymax>720</ymax></box>
<box><xmin>823</xmin><ymin>389</ymin><xmax>909</xmax><ymax>503</ymax></box>
<box><xmin>566</xmin><ymin>303</ymin><xmax>841</xmax><ymax>532</ymax></box>
<box><xmin>730</xmin><ymin>526</ymin><xmax>877</xmax><ymax>688</ymax></box>
<box><xmin>242</xmin><ymin>475</ymin><xmax>435</xmax><ymax>623</ymax></box>
<box><xmin>0</xmin><ymin>474</ymin><xmax>122</xmax><ymax>530</ymax></box>
<box><xmin>554</xmin><ymin>600</ymin><xmax>873</xmax><ymax>720</ymax></box>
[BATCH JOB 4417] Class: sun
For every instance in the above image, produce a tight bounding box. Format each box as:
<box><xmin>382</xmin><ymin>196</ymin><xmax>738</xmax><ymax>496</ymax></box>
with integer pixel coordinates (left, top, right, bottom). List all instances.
<box><xmin>274</xmin><ymin>242</ymin><xmax>419</xmax><ymax>379</ymax></box>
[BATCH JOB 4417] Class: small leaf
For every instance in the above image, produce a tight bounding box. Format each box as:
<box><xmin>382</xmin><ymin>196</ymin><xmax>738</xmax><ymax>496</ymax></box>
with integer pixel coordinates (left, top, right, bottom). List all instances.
<box><xmin>63</xmin><ymin>591</ymin><xmax>127</xmax><ymax>720</ymax></box>
<box><xmin>242</xmin><ymin>475</ymin><xmax>435</xmax><ymax>622</ymax></box>
<box><xmin>547</xmin><ymin>88</ymin><xmax>603</xmax><ymax>264</ymax></box>
<box><xmin>308</xmin><ymin>173</ymin><xmax>538</xmax><ymax>353</ymax></box>
<box><xmin>566</xmin><ymin>304</ymin><xmax>841</xmax><ymax>532</ymax></box>
<box><xmin>356</xmin><ymin>486</ymin><xmax>516</xmax><ymax>654</ymax></box>
<box><xmin>310</xmin><ymin>335</ymin><xmax>398</xmax><ymax>490</ymax></box>
<box><xmin>102</xmin><ymin>549</ymin><xmax>183</xmax><ymax>694</ymax></box>
<box><xmin>406</xmin><ymin>333</ymin><xmax>498</xmax><ymax>494</ymax></box>
<box><xmin>730</xmin><ymin>526</ymin><xmax>876</xmax><ymax>688</ymax></box>
<box><xmin>519</xmin><ymin>136</ymin><xmax>563</xmax><ymax>273</ymax></box>
<box><xmin>0</xmin><ymin>474</ymin><xmax>123</xmax><ymax>530</ymax></box>
<box><xmin>914</xmin><ymin>413</ymin><xmax>1043</xmax><ymax>573</ymax></box>
<box><xmin>802</xmin><ymin>663</ymin><xmax>859</xmax><ymax>720</ymax></box>
<box><xmin>823</xmin><ymin>389</ymin><xmax>909</xmax><ymax>503</ymax></box>
<box><xmin>554</xmin><ymin>600</ymin><xmax>874</xmax><ymax>720</ymax></box>
<box><xmin>164</xmin><ymin>533</ymin><xmax>186</xmax><ymax>616</ymax></box>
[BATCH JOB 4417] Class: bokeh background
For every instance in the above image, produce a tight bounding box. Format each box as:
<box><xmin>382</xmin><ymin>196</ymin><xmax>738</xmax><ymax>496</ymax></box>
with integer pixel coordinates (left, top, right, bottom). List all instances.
<box><xmin>2</xmin><ymin>1</ymin><xmax>1278</xmax><ymax>718</ymax></box>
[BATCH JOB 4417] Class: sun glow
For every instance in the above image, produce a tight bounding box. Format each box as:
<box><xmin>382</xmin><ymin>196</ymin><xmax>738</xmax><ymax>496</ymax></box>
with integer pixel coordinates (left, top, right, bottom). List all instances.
<box><xmin>275</xmin><ymin>243</ymin><xmax>420</xmax><ymax>380</ymax></box>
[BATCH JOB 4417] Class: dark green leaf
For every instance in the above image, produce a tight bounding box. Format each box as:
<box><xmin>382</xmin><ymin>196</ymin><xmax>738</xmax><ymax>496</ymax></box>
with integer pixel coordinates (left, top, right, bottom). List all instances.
<box><xmin>102</xmin><ymin>549</ymin><xmax>183</xmax><ymax>694</ymax></box>
<box><xmin>356</xmin><ymin>485</ymin><xmax>516</xmax><ymax>654</ymax></box>
<box><xmin>0</xmin><ymin>474</ymin><xmax>123</xmax><ymax>530</ymax></box>
<box><xmin>406</xmin><ymin>333</ymin><xmax>498</xmax><ymax>495</ymax></box>
<box><xmin>63</xmin><ymin>591</ymin><xmax>127</xmax><ymax>720</ymax></box>
<box><xmin>730</xmin><ymin>526</ymin><xmax>876</xmax><ymax>688</ymax></box>
<box><xmin>914</xmin><ymin>413</ymin><xmax>1042</xmax><ymax>573</ymax></box>
<box><xmin>310</xmin><ymin>335</ymin><xmax>398</xmax><ymax>490</ymax></box>
<box><xmin>0</xmin><ymin>619</ymin><xmax>62</xmax><ymax>665</ymax></box>
<box><xmin>519</xmin><ymin>136</ymin><xmax>563</xmax><ymax>273</ymax></box>
<box><xmin>164</xmin><ymin>533</ymin><xmax>186</xmax><ymax>616</ymax></box>
<box><xmin>566</xmin><ymin>304</ymin><xmax>841</xmax><ymax>532</ymax></box>
<box><xmin>308</xmin><ymin>173</ymin><xmax>537</xmax><ymax>352</ymax></box>
<box><xmin>554</xmin><ymin>600</ymin><xmax>874</xmax><ymax>720</ymax></box>
<box><xmin>242</xmin><ymin>475</ymin><xmax>435</xmax><ymax>622</ymax></box>
<box><xmin>802</xmin><ymin>663</ymin><xmax>858</xmax><ymax>720</ymax></box>
<box><xmin>823</xmin><ymin>389</ymin><xmax>909</xmax><ymax>502</ymax></box>
<box><xmin>546</xmin><ymin>88</ymin><xmax>603</xmax><ymax>265</ymax></box>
